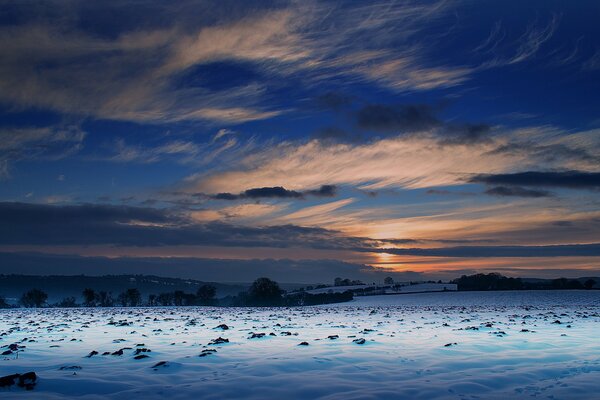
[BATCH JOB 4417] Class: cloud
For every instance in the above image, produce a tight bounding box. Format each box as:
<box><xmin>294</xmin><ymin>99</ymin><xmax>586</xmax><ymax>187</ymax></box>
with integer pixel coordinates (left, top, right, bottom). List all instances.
<box><xmin>0</xmin><ymin>252</ymin><xmax>424</xmax><ymax>284</ymax></box>
<box><xmin>488</xmin><ymin>128</ymin><xmax>600</xmax><ymax>170</ymax></box>
<box><xmin>0</xmin><ymin>125</ymin><xmax>86</xmax><ymax>179</ymax></box>
<box><xmin>0</xmin><ymin>1</ymin><xmax>476</xmax><ymax>124</ymax></box>
<box><xmin>210</xmin><ymin>185</ymin><xmax>337</xmax><ymax>200</ymax></box>
<box><xmin>2</xmin><ymin>202</ymin><xmax>599</xmax><ymax>268</ymax></box>
<box><xmin>509</xmin><ymin>14</ymin><xmax>561</xmax><ymax>65</ymax></box>
<box><xmin>109</xmin><ymin>138</ymin><xmax>201</xmax><ymax>164</ymax></box>
<box><xmin>276</xmin><ymin>198</ymin><xmax>356</xmax><ymax>226</ymax></box>
<box><xmin>356</xmin><ymin>104</ymin><xmax>439</xmax><ymax>133</ymax></box>
<box><xmin>314</xmin><ymin>92</ymin><xmax>353</xmax><ymax>111</ymax></box>
<box><xmin>351</xmin><ymin>102</ymin><xmax>492</xmax><ymax>144</ymax></box>
<box><xmin>375</xmin><ymin>243</ymin><xmax>600</xmax><ymax>258</ymax></box>
<box><xmin>187</xmin><ymin>134</ymin><xmax>520</xmax><ymax>193</ymax></box>
<box><xmin>484</xmin><ymin>186</ymin><xmax>553</xmax><ymax>198</ymax></box>
<box><xmin>476</xmin><ymin>14</ymin><xmax>562</xmax><ymax>68</ymax></box>
<box><xmin>0</xmin><ymin>6</ymin><xmax>290</xmax><ymax>124</ymax></box>
<box><xmin>0</xmin><ymin>202</ymin><xmax>367</xmax><ymax>249</ymax></box>
<box><xmin>470</xmin><ymin>171</ymin><xmax>600</xmax><ymax>190</ymax></box>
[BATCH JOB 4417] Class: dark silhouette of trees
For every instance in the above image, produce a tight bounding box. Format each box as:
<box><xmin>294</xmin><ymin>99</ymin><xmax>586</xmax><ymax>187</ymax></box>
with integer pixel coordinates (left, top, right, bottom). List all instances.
<box><xmin>0</xmin><ymin>295</ymin><xmax>9</xmax><ymax>308</ymax></box>
<box><xmin>148</xmin><ymin>294</ymin><xmax>157</xmax><ymax>306</ymax></box>
<box><xmin>157</xmin><ymin>292</ymin><xmax>174</xmax><ymax>306</ymax></box>
<box><xmin>117</xmin><ymin>288</ymin><xmax>142</xmax><ymax>307</ymax></box>
<box><xmin>97</xmin><ymin>291</ymin><xmax>114</xmax><ymax>307</ymax></box>
<box><xmin>334</xmin><ymin>277</ymin><xmax>364</xmax><ymax>286</ymax></box>
<box><xmin>384</xmin><ymin>276</ymin><xmax>394</xmax><ymax>285</ymax></box>
<box><xmin>171</xmin><ymin>290</ymin><xmax>196</xmax><ymax>306</ymax></box>
<box><xmin>82</xmin><ymin>288</ymin><xmax>96</xmax><ymax>307</ymax></box>
<box><xmin>452</xmin><ymin>273</ymin><xmax>523</xmax><ymax>291</ymax></box>
<box><xmin>246</xmin><ymin>277</ymin><xmax>283</xmax><ymax>306</ymax></box>
<box><xmin>82</xmin><ymin>288</ymin><xmax>114</xmax><ymax>307</ymax></box>
<box><xmin>20</xmin><ymin>289</ymin><xmax>48</xmax><ymax>308</ymax></box>
<box><xmin>452</xmin><ymin>273</ymin><xmax>595</xmax><ymax>291</ymax></box>
<box><xmin>551</xmin><ymin>278</ymin><xmax>583</xmax><ymax>290</ymax></box>
<box><xmin>196</xmin><ymin>284</ymin><xmax>217</xmax><ymax>305</ymax></box>
<box><xmin>57</xmin><ymin>297</ymin><xmax>78</xmax><ymax>307</ymax></box>
<box><xmin>584</xmin><ymin>279</ymin><xmax>596</xmax><ymax>289</ymax></box>
<box><xmin>287</xmin><ymin>290</ymin><xmax>353</xmax><ymax>306</ymax></box>
<box><xmin>173</xmin><ymin>290</ymin><xmax>185</xmax><ymax>306</ymax></box>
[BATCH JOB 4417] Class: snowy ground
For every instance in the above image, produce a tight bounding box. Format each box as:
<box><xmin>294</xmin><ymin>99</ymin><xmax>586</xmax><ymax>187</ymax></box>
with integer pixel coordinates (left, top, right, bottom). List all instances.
<box><xmin>1</xmin><ymin>290</ymin><xmax>599</xmax><ymax>399</ymax></box>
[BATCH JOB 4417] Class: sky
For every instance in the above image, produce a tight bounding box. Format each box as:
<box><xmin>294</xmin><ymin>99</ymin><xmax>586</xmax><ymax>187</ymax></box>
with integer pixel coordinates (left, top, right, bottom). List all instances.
<box><xmin>1</xmin><ymin>0</ymin><xmax>599</xmax><ymax>283</ymax></box>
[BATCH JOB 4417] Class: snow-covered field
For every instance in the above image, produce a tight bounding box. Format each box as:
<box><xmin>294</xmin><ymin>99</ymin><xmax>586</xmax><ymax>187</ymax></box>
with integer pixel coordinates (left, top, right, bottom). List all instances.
<box><xmin>1</xmin><ymin>291</ymin><xmax>599</xmax><ymax>399</ymax></box>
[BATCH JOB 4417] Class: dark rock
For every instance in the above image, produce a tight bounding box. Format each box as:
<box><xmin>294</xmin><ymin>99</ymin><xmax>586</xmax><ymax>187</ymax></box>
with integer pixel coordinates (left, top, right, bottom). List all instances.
<box><xmin>85</xmin><ymin>351</ymin><xmax>98</xmax><ymax>358</ymax></box>
<box><xmin>298</xmin><ymin>342</ymin><xmax>309</xmax><ymax>346</ymax></box>
<box><xmin>134</xmin><ymin>354</ymin><xmax>150</xmax><ymax>360</ymax></box>
<box><xmin>0</xmin><ymin>374</ymin><xmax>20</xmax><ymax>387</ymax></box>
<box><xmin>249</xmin><ymin>333</ymin><xmax>266</xmax><ymax>339</ymax></box>
<box><xmin>151</xmin><ymin>361</ymin><xmax>167</xmax><ymax>369</ymax></box>
<box><xmin>215</xmin><ymin>324</ymin><xmax>229</xmax><ymax>330</ymax></box>
<box><xmin>18</xmin><ymin>372</ymin><xmax>37</xmax><ymax>390</ymax></box>
<box><xmin>209</xmin><ymin>337</ymin><xmax>229</xmax><ymax>345</ymax></box>
<box><xmin>199</xmin><ymin>349</ymin><xmax>217</xmax><ymax>357</ymax></box>
<box><xmin>353</xmin><ymin>338</ymin><xmax>366</xmax><ymax>344</ymax></box>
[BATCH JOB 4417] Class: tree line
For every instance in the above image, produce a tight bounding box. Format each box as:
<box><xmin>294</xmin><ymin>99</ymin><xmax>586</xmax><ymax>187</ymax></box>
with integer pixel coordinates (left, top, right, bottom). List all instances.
<box><xmin>0</xmin><ymin>277</ymin><xmax>354</xmax><ymax>308</ymax></box>
<box><xmin>452</xmin><ymin>273</ymin><xmax>597</xmax><ymax>291</ymax></box>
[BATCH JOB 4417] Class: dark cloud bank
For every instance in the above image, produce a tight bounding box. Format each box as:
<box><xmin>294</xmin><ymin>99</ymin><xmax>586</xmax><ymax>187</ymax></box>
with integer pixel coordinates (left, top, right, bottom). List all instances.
<box><xmin>0</xmin><ymin>252</ymin><xmax>406</xmax><ymax>284</ymax></box>
<box><xmin>211</xmin><ymin>185</ymin><xmax>337</xmax><ymax>201</ymax></box>
<box><xmin>484</xmin><ymin>186</ymin><xmax>552</xmax><ymax>198</ymax></box>
<box><xmin>1</xmin><ymin>202</ymin><xmax>599</xmax><ymax>258</ymax></box>
<box><xmin>471</xmin><ymin>171</ymin><xmax>600</xmax><ymax>190</ymax></box>
<box><xmin>315</xmin><ymin>99</ymin><xmax>492</xmax><ymax>145</ymax></box>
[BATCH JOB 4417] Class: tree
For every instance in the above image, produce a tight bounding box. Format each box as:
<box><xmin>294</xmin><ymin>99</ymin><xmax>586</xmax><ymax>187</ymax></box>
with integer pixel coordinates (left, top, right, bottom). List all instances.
<box><xmin>82</xmin><ymin>288</ymin><xmax>96</xmax><ymax>307</ymax></box>
<box><xmin>157</xmin><ymin>292</ymin><xmax>174</xmax><ymax>306</ymax></box>
<box><xmin>0</xmin><ymin>295</ymin><xmax>9</xmax><ymax>308</ymax></box>
<box><xmin>148</xmin><ymin>294</ymin><xmax>157</xmax><ymax>306</ymax></box>
<box><xmin>247</xmin><ymin>277</ymin><xmax>283</xmax><ymax>306</ymax></box>
<box><xmin>384</xmin><ymin>276</ymin><xmax>394</xmax><ymax>285</ymax></box>
<box><xmin>96</xmin><ymin>291</ymin><xmax>114</xmax><ymax>307</ymax></box>
<box><xmin>452</xmin><ymin>273</ymin><xmax>523</xmax><ymax>291</ymax></box>
<box><xmin>57</xmin><ymin>297</ymin><xmax>78</xmax><ymax>307</ymax></box>
<box><xmin>584</xmin><ymin>279</ymin><xmax>596</xmax><ymax>290</ymax></box>
<box><xmin>196</xmin><ymin>284</ymin><xmax>216</xmax><ymax>305</ymax></box>
<box><xmin>118</xmin><ymin>288</ymin><xmax>142</xmax><ymax>307</ymax></box>
<box><xmin>173</xmin><ymin>290</ymin><xmax>185</xmax><ymax>306</ymax></box>
<box><xmin>20</xmin><ymin>289</ymin><xmax>48</xmax><ymax>308</ymax></box>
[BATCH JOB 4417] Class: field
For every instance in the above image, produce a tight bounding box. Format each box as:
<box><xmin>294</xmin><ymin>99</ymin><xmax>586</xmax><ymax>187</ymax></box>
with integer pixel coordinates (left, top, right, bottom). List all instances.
<box><xmin>1</xmin><ymin>291</ymin><xmax>599</xmax><ymax>399</ymax></box>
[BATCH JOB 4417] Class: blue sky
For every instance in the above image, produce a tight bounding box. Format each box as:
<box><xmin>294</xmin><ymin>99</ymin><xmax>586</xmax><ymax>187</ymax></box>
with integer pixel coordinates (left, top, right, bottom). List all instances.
<box><xmin>0</xmin><ymin>0</ymin><xmax>599</xmax><ymax>282</ymax></box>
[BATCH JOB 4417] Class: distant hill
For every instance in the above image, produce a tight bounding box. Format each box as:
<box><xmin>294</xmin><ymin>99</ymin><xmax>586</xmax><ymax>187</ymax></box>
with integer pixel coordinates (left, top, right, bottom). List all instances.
<box><xmin>0</xmin><ymin>274</ymin><xmax>248</xmax><ymax>304</ymax></box>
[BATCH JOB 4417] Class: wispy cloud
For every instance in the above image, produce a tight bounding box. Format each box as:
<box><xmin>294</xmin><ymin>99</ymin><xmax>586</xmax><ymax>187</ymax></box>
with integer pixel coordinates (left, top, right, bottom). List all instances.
<box><xmin>0</xmin><ymin>125</ymin><xmax>86</xmax><ymax>179</ymax></box>
<box><xmin>0</xmin><ymin>1</ymin><xmax>476</xmax><ymax>124</ymax></box>
<box><xmin>476</xmin><ymin>14</ymin><xmax>562</xmax><ymax>68</ymax></box>
<box><xmin>109</xmin><ymin>138</ymin><xmax>201</xmax><ymax>164</ymax></box>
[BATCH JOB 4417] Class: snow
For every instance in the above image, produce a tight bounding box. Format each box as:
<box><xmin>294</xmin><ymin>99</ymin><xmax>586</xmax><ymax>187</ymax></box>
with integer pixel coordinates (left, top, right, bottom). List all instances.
<box><xmin>1</xmin><ymin>290</ymin><xmax>599</xmax><ymax>399</ymax></box>
<box><xmin>304</xmin><ymin>282</ymin><xmax>457</xmax><ymax>295</ymax></box>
